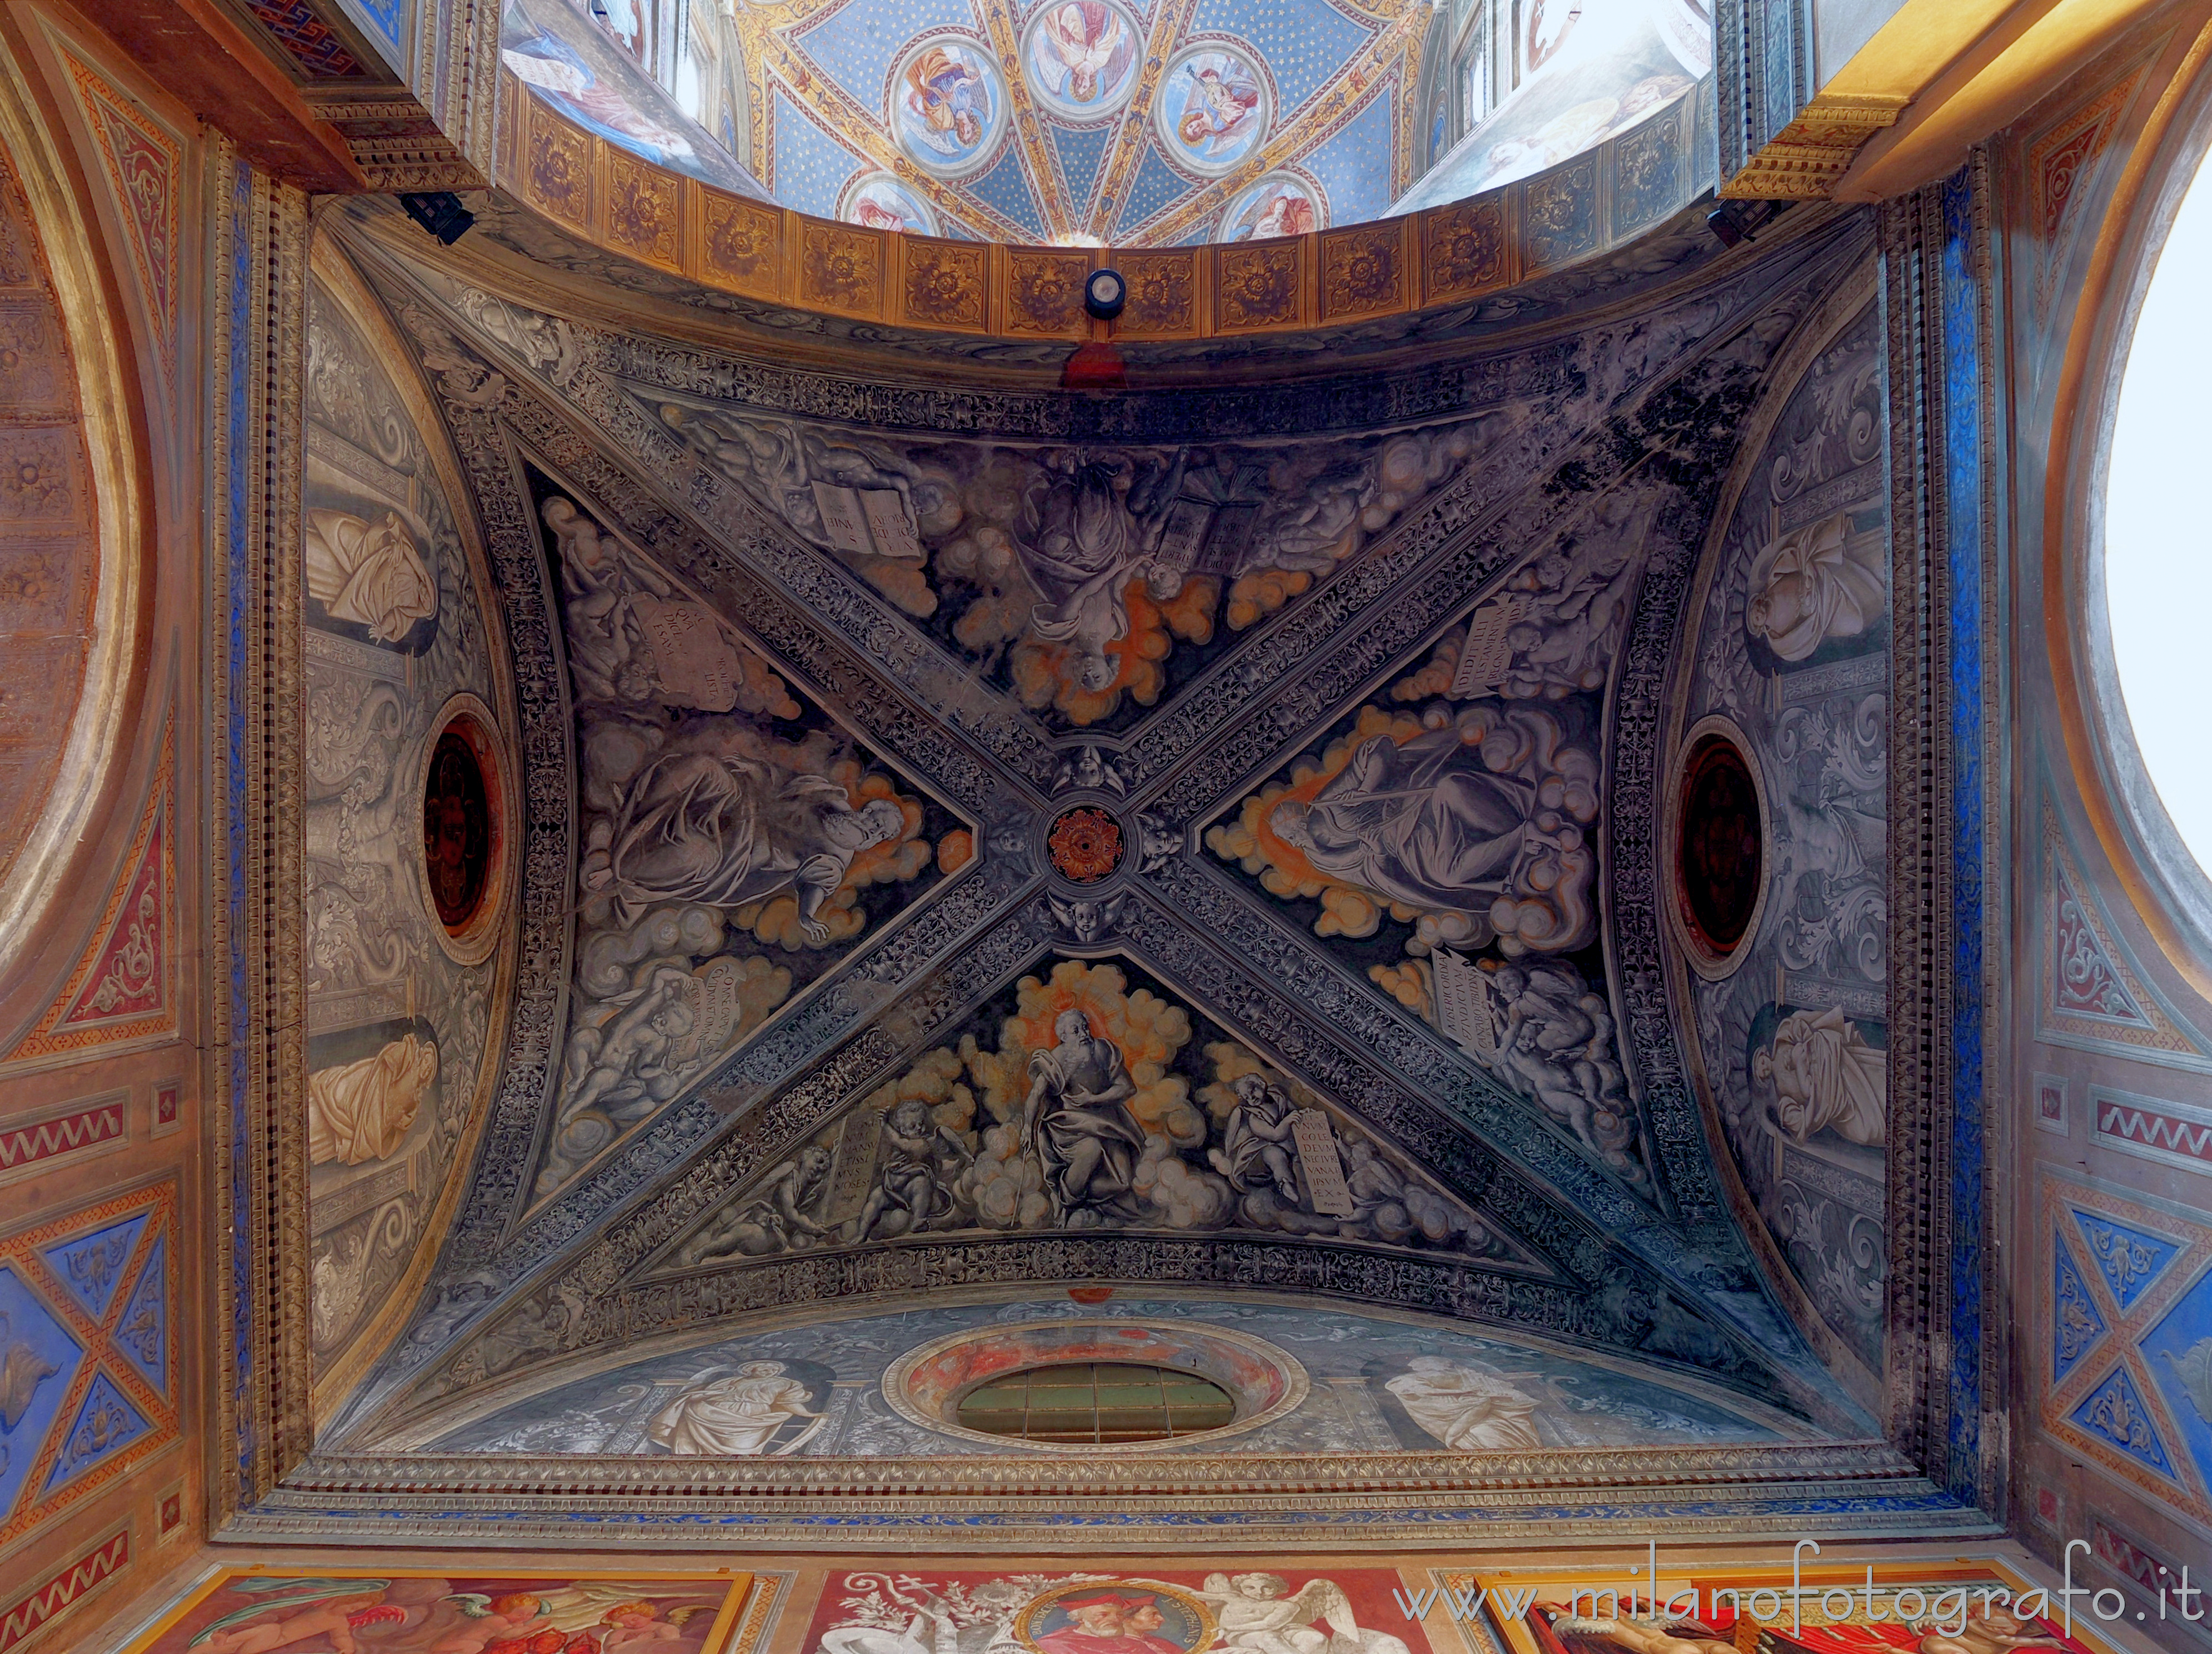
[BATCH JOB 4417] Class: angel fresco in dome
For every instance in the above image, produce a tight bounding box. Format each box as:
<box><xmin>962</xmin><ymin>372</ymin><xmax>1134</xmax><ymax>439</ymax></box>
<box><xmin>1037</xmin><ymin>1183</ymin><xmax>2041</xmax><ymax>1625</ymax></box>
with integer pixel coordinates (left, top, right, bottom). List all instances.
<box><xmin>843</xmin><ymin>172</ymin><xmax>937</xmax><ymax>236</ymax></box>
<box><xmin>1160</xmin><ymin>44</ymin><xmax>1267</xmax><ymax>173</ymax></box>
<box><xmin>898</xmin><ymin>38</ymin><xmax>1004</xmax><ymax>174</ymax></box>
<box><xmin>1220</xmin><ymin>175</ymin><xmax>1320</xmax><ymax>241</ymax></box>
<box><xmin>502</xmin><ymin>18</ymin><xmax>699</xmax><ymax>169</ymax></box>
<box><xmin>1025</xmin><ymin>1</ymin><xmax>1140</xmax><ymax>116</ymax></box>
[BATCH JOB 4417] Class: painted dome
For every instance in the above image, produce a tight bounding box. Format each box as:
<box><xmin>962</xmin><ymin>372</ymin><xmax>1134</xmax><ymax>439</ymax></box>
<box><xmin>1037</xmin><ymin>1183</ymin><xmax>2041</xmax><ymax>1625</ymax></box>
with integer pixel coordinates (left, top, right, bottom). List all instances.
<box><xmin>501</xmin><ymin>0</ymin><xmax>1713</xmax><ymax>246</ymax></box>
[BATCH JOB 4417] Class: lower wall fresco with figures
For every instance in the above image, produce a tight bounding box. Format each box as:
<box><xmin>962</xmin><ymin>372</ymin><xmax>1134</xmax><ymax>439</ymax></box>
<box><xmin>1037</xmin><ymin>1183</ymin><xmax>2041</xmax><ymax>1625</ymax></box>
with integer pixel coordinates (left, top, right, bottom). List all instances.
<box><xmin>108</xmin><ymin>1551</ymin><xmax>2149</xmax><ymax>1654</ymax></box>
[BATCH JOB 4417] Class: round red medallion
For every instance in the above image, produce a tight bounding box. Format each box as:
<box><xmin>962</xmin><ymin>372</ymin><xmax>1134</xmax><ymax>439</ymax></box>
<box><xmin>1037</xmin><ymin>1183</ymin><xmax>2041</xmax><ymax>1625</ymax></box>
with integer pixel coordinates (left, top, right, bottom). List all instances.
<box><xmin>1047</xmin><ymin>806</ymin><xmax>1124</xmax><ymax>883</ymax></box>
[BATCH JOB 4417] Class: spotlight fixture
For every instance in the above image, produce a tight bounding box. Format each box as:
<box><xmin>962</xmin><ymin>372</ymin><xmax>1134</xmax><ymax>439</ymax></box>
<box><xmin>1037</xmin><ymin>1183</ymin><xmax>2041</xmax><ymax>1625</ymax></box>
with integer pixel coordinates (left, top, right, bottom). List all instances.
<box><xmin>1706</xmin><ymin>198</ymin><xmax>1787</xmax><ymax>248</ymax></box>
<box><xmin>400</xmin><ymin>191</ymin><xmax>476</xmax><ymax>246</ymax></box>
<box><xmin>1084</xmin><ymin>267</ymin><xmax>1127</xmax><ymax>321</ymax></box>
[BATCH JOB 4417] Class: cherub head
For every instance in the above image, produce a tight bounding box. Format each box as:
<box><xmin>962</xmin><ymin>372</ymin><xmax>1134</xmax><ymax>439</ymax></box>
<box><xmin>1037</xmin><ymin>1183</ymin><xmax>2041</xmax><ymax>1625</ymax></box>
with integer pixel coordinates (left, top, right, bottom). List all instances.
<box><xmin>889</xmin><ymin>1096</ymin><xmax>935</xmax><ymax>1134</ymax></box>
<box><xmin>1229</xmin><ymin>1575</ymin><xmax>1289</xmax><ymax>1601</ymax></box>
<box><xmin>1143</xmin><ymin>561</ymin><xmax>1185</xmax><ymax>602</ymax></box>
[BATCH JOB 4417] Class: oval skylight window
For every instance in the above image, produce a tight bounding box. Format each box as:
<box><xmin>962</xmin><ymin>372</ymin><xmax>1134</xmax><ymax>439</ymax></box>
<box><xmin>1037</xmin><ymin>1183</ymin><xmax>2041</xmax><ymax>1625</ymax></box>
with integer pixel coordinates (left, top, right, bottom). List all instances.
<box><xmin>2106</xmin><ymin>146</ymin><xmax>2212</xmax><ymax>877</ymax></box>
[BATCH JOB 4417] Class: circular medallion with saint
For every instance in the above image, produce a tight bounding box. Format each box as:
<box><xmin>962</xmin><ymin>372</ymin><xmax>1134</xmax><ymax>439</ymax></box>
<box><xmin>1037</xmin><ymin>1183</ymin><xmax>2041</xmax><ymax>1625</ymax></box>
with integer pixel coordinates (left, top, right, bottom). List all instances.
<box><xmin>1047</xmin><ymin>806</ymin><xmax>1124</xmax><ymax>883</ymax></box>
<box><xmin>1016</xmin><ymin>1580</ymin><xmax>1217</xmax><ymax>1654</ymax></box>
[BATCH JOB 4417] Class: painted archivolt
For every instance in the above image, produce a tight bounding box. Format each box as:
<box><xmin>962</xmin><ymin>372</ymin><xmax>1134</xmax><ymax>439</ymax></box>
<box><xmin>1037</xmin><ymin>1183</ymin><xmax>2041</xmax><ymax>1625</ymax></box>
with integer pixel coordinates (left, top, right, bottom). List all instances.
<box><xmin>0</xmin><ymin>1184</ymin><xmax>176</xmax><ymax>1553</ymax></box>
<box><xmin>1669</xmin><ymin>296</ymin><xmax>1891</xmax><ymax>1381</ymax></box>
<box><xmin>302</xmin><ymin>262</ymin><xmax>513</xmax><ymax>1396</ymax></box>
<box><xmin>309</xmin><ymin>213</ymin><xmax>1889</xmax><ymax>1448</ymax></box>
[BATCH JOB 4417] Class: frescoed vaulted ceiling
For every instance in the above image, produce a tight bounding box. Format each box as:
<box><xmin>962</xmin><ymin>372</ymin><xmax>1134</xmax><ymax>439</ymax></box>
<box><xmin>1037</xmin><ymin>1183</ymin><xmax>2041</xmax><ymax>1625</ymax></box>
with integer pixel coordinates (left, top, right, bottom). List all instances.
<box><xmin>742</xmin><ymin>0</ymin><xmax>1425</xmax><ymax>244</ymax></box>
<box><xmin>293</xmin><ymin>172</ymin><xmax>1910</xmax><ymax>1471</ymax></box>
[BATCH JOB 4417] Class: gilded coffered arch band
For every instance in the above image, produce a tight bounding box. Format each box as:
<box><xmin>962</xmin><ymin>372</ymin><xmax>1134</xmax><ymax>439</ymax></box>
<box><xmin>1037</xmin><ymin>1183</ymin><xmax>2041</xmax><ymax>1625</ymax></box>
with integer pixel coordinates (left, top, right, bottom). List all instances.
<box><xmin>0</xmin><ymin>29</ymin><xmax>152</xmax><ymax>1013</ymax></box>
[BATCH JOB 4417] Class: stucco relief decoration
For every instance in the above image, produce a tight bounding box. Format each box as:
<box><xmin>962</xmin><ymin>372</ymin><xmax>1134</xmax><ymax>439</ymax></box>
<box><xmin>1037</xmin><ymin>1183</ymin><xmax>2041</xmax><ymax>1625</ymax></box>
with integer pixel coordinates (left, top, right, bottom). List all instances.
<box><xmin>656</xmin><ymin>959</ymin><xmax>1510</xmax><ymax>1267</ymax></box>
<box><xmin>302</xmin><ymin>267</ymin><xmax>512</xmax><ymax>1387</ymax></box>
<box><xmin>1671</xmin><ymin>301</ymin><xmax>1890</xmax><ymax>1376</ymax></box>
<box><xmin>659</xmin><ymin>406</ymin><xmax>1501</xmax><ymax>728</ymax></box>
<box><xmin>530</xmin><ymin>481</ymin><xmax>960</xmax><ymax>1200</ymax></box>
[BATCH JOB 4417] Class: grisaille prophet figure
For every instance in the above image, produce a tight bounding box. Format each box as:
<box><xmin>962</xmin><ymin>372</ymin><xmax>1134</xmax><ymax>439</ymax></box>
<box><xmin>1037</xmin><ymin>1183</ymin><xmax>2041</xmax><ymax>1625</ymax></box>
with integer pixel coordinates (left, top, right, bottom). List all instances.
<box><xmin>1022</xmin><ymin>1008</ymin><xmax>1147</xmax><ymax>1223</ymax></box>
<box><xmin>306</xmin><ymin>1032</ymin><xmax>437</xmax><ymax>1166</ymax></box>
<box><xmin>1383</xmin><ymin>1355</ymin><xmax>1545</xmax><ymax>1451</ymax></box>
<box><xmin>646</xmin><ymin>1360</ymin><xmax>820</xmax><ymax>1455</ymax></box>
<box><xmin>1207</xmin><ymin>1072</ymin><xmax>1302</xmax><ymax>1206</ymax></box>
<box><xmin>1163</xmin><ymin>1573</ymin><xmax>1410</xmax><ymax>1654</ymax></box>
<box><xmin>1021</xmin><ymin>449</ymin><xmax>1187</xmax><ymax>692</ymax></box>
<box><xmin>593</xmin><ymin>749</ymin><xmax>904</xmax><ymax>936</ymax></box>
<box><xmin>679</xmin><ymin>1143</ymin><xmax>833</xmax><ymax>1262</ymax></box>
<box><xmin>303</xmin><ymin>507</ymin><xmax>437</xmax><ymax>643</ymax></box>
<box><xmin>1754</xmin><ymin>1005</ymin><xmax>1886</xmax><ymax>1146</ymax></box>
<box><xmin>1744</xmin><ymin>512</ymin><xmax>1886</xmax><ymax>661</ymax></box>
<box><xmin>1270</xmin><ymin>718</ymin><xmax>1597</xmax><ymax>954</ymax></box>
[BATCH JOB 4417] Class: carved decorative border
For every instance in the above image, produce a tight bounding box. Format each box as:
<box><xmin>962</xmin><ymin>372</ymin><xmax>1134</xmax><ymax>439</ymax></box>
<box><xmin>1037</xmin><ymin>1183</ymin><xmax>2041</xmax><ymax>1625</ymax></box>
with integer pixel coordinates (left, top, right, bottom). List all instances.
<box><xmin>208</xmin><ymin>144</ymin><xmax>312</xmax><ymax>1522</ymax></box>
<box><xmin>494</xmin><ymin>70</ymin><xmax>1714</xmax><ymax>343</ymax></box>
<box><xmin>1877</xmin><ymin>154</ymin><xmax>2001</xmax><ymax>1513</ymax></box>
